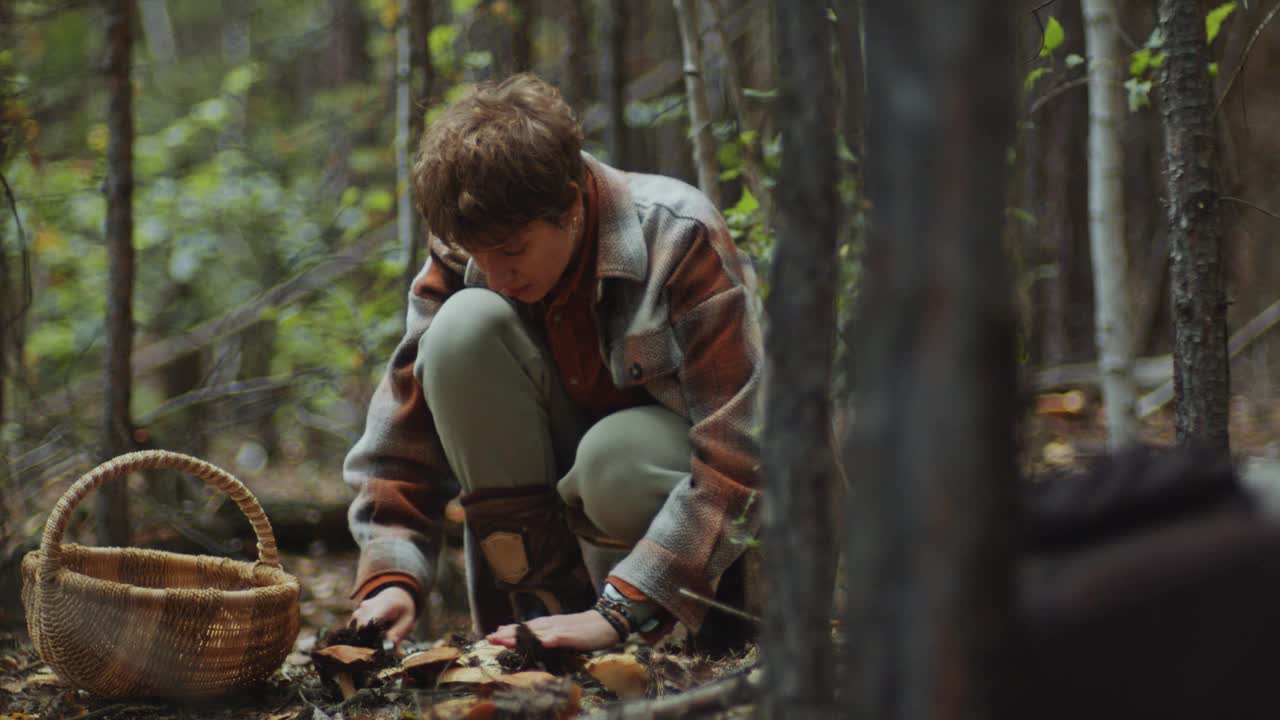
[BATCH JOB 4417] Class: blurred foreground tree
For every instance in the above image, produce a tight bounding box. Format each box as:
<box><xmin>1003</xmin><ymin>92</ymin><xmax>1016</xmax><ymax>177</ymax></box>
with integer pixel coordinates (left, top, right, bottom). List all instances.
<box><xmin>844</xmin><ymin>0</ymin><xmax>1019</xmax><ymax>717</ymax></box>
<box><xmin>761</xmin><ymin>0</ymin><xmax>839</xmax><ymax>716</ymax></box>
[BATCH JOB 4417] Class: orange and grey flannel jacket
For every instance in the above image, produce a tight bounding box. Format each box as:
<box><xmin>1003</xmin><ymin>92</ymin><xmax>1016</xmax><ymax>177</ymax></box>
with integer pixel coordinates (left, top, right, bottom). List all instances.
<box><xmin>344</xmin><ymin>154</ymin><xmax>763</xmax><ymax>631</ymax></box>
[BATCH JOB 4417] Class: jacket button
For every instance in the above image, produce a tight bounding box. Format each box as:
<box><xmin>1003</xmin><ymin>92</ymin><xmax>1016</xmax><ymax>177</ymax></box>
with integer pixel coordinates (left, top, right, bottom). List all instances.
<box><xmin>630</xmin><ymin>363</ymin><xmax>642</xmax><ymax>380</ymax></box>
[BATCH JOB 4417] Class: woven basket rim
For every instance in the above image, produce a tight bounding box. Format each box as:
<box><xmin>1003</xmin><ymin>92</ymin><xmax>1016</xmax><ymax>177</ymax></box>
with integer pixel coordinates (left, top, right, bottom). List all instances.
<box><xmin>24</xmin><ymin>544</ymin><xmax>301</xmax><ymax>602</ymax></box>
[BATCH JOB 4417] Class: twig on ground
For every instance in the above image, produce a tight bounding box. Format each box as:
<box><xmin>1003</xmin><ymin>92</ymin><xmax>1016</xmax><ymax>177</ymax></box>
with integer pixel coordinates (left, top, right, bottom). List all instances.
<box><xmin>77</xmin><ymin>704</ymin><xmax>161</xmax><ymax>720</ymax></box>
<box><xmin>677</xmin><ymin>588</ymin><xmax>762</xmax><ymax>625</ymax></box>
<box><xmin>603</xmin><ymin>665</ymin><xmax>762</xmax><ymax>719</ymax></box>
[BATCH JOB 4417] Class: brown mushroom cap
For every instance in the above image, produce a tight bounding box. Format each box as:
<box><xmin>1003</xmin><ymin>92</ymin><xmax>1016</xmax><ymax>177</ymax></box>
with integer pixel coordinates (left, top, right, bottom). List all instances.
<box><xmin>402</xmin><ymin>646</ymin><xmax>464</xmax><ymax>684</ymax></box>
<box><xmin>313</xmin><ymin>645</ymin><xmax>380</xmax><ymax>676</ymax></box>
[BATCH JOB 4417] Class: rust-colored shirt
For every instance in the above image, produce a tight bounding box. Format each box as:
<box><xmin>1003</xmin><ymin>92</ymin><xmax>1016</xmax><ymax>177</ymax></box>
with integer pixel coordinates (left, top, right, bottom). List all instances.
<box><xmin>541</xmin><ymin>167</ymin><xmax>653</xmax><ymax>423</ymax></box>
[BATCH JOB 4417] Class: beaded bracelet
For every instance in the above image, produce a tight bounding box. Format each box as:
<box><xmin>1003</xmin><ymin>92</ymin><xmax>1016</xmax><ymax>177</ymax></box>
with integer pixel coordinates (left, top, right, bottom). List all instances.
<box><xmin>593</xmin><ymin>597</ymin><xmax>632</xmax><ymax>642</ymax></box>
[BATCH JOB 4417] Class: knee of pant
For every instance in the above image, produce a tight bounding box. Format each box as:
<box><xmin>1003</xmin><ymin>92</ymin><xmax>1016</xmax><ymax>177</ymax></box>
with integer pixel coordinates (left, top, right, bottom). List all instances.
<box><xmin>417</xmin><ymin>288</ymin><xmax>516</xmax><ymax>391</ymax></box>
<box><xmin>567</xmin><ymin>409</ymin><xmax>689</xmax><ymax>542</ymax></box>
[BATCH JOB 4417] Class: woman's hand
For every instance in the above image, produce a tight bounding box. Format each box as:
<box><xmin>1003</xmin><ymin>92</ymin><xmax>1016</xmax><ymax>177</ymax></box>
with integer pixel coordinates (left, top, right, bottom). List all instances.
<box><xmin>486</xmin><ymin>610</ymin><xmax>621</xmax><ymax>652</ymax></box>
<box><xmin>350</xmin><ymin>586</ymin><xmax>417</xmax><ymax>648</ymax></box>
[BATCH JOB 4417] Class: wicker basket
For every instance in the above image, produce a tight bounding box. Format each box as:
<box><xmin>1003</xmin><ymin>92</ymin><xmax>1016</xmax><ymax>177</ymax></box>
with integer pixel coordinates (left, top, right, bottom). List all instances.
<box><xmin>21</xmin><ymin>450</ymin><xmax>301</xmax><ymax>699</ymax></box>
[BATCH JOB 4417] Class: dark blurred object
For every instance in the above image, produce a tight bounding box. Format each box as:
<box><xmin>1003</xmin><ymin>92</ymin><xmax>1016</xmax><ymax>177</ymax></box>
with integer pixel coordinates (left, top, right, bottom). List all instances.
<box><xmin>1019</xmin><ymin>445</ymin><xmax>1280</xmax><ymax>719</ymax></box>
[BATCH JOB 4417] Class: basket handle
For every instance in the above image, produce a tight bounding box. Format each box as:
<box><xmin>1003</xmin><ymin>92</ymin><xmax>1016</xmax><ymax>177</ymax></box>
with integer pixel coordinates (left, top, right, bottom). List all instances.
<box><xmin>39</xmin><ymin>450</ymin><xmax>283</xmax><ymax>583</ymax></box>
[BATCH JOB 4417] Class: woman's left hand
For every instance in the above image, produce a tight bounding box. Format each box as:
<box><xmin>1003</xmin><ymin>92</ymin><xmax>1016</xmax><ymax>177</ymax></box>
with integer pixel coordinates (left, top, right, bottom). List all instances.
<box><xmin>486</xmin><ymin>609</ymin><xmax>621</xmax><ymax>651</ymax></box>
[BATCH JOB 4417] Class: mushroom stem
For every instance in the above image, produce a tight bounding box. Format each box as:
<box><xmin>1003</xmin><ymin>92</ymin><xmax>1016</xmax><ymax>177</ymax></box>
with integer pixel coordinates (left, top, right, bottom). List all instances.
<box><xmin>336</xmin><ymin>672</ymin><xmax>357</xmax><ymax>701</ymax></box>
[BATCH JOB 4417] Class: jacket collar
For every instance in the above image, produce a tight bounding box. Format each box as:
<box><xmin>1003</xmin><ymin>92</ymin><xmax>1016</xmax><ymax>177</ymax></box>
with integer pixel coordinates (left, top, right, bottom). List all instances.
<box><xmin>463</xmin><ymin>152</ymin><xmax>647</xmax><ymax>288</ymax></box>
<box><xmin>584</xmin><ymin>153</ymin><xmax>647</xmax><ymax>283</ymax></box>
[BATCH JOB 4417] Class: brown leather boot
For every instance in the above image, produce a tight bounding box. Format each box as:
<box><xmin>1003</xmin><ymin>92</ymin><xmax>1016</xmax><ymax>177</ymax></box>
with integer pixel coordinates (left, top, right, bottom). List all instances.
<box><xmin>460</xmin><ymin>486</ymin><xmax>598</xmax><ymax>621</ymax></box>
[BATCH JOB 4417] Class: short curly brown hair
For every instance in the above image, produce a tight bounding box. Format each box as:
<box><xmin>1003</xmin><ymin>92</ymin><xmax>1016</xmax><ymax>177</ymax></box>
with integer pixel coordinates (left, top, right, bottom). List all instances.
<box><xmin>412</xmin><ymin>73</ymin><xmax>585</xmax><ymax>252</ymax></box>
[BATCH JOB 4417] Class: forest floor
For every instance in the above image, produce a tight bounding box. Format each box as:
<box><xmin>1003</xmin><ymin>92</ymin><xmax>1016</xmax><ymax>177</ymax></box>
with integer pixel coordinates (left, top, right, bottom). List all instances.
<box><xmin>2</xmin><ymin>395</ymin><xmax>1278</xmax><ymax>719</ymax></box>
<box><xmin>0</xmin><ymin>547</ymin><xmax>759</xmax><ymax>719</ymax></box>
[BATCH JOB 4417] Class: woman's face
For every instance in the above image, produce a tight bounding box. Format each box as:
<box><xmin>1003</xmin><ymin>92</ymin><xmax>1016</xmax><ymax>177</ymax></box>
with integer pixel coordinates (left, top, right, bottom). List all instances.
<box><xmin>469</xmin><ymin>192</ymin><xmax>583</xmax><ymax>304</ymax></box>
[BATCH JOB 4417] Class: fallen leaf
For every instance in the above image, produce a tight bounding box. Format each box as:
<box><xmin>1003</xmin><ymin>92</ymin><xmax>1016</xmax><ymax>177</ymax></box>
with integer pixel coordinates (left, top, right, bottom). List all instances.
<box><xmin>0</xmin><ymin>677</ymin><xmax>23</xmax><ymax>693</ymax></box>
<box><xmin>586</xmin><ymin>653</ymin><xmax>649</xmax><ymax>699</ymax></box>
<box><xmin>25</xmin><ymin>672</ymin><xmax>64</xmax><ymax>688</ymax></box>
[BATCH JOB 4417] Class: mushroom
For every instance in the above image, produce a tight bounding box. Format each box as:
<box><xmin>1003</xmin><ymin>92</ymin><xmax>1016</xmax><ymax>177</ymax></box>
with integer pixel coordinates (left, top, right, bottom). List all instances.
<box><xmin>313</xmin><ymin>644</ymin><xmax>379</xmax><ymax>701</ymax></box>
<box><xmin>401</xmin><ymin>646</ymin><xmax>464</xmax><ymax>686</ymax></box>
<box><xmin>585</xmin><ymin>653</ymin><xmax>650</xmax><ymax>699</ymax></box>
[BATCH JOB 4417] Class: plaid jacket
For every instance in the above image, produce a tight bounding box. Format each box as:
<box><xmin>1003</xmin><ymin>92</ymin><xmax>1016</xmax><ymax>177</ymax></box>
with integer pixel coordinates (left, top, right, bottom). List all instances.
<box><xmin>344</xmin><ymin>154</ymin><xmax>763</xmax><ymax>631</ymax></box>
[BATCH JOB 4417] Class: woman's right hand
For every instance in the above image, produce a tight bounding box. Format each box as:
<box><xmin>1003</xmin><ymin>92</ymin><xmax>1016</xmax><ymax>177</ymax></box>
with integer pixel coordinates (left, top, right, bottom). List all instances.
<box><xmin>350</xmin><ymin>586</ymin><xmax>417</xmax><ymax>648</ymax></box>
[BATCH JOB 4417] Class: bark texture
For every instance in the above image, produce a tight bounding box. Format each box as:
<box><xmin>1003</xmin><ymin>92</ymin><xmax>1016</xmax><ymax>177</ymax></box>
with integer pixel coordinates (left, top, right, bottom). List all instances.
<box><xmin>97</xmin><ymin>0</ymin><xmax>137</xmax><ymax>547</ymax></box>
<box><xmin>673</xmin><ymin>0</ymin><xmax>721</xmax><ymax>207</ymax></box>
<box><xmin>1157</xmin><ymin>0</ymin><xmax>1231</xmax><ymax>449</ymax></box>
<box><xmin>762</xmin><ymin>3</ymin><xmax>839</xmax><ymax>716</ymax></box>
<box><xmin>1082</xmin><ymin>0</ymin><xmax>1137</xmax><ymax>446</ymax></box>
<box><xmin>844</xmin><ymin>0</ymin><xmax>1019</xmax><ymax>717</ymax></box>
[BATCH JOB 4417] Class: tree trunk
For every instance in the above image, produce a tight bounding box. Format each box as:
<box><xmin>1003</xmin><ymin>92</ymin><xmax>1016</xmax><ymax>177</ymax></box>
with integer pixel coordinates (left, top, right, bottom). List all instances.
<box><xmin>1082</xmin><ymin>0</ymin><xmax>1137</xmax><ymax>447</ymax></box>
<box><xmin>510</xmin><ymin>0</ymin><xmax>533</xmax><ymax>72</ymax></box>
<box><xmin>762</xmin><ymin>2</ymin><xmax>839</xmax><ymax>715</ymax></box>
<box><xmin>844</xmin><ymin>0</ymin><xmax>1018</xmax><ymax>717</ymax></box>
<box><xmin>1157</xmin><ymin>0</ymin><xmax>1231</xmax><ymax>449</ymax></box>
<box><xmin>597</xmin><ymin>0</ymin><xmax>628</xmax><ymax>166</ymax></box>
<box><xmin>1018</xmin><ymin>2</ymin><xmax>1090</xmax><ymax>366</ymax></box>
<box><xmin>673</xmin><ymin>0</ymin><xmax>721</xmax><ymax>207</ymax></box>
<box><xmin>405</xmin><ymin>0</ymin><xmax>434</xmax><ymax>297</ymax></box>
<box><xmin>97</xmin><ymin>0</ymin><xmax>137</xmax><ymax>547</ymax></box>
<box><xmin>560</xmin><ymin>0</ymin><xmax>590</xmax><ymax>114</ymax></box>
<box><xmin>397</xmin><ymin>0</ymin><xmax>420</xmax><ymax>298</ymax></box>
<box><xmin>329</xmin><ymin>0</ymin><xmax>372</xmax><ymax>85</ymax></box>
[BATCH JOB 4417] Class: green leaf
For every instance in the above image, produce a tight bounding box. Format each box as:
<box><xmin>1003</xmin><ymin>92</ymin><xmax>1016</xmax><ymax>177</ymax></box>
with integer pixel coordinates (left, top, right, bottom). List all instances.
<box><xmin>1006</xmin><ymin>207</ymin><xmax>1037</xmax><ymax>227</ymax></box>
<box><xmin>742</xmin><ymin>87</ymin><xmax>778</xmax><ymax>101</ymax></box>
<box><xmin>1206</xmin><ymin>2</ymin><xmax>1237</xmax><ymax>45</ymax></box>
<box><xmin>462</xmin><ymin>50</ymin><xmax>493</xmax><ymax>70</ymax></box>
<box><xmin>451</xmin><ymin>0</ymin><xmax>481</xmax><ymax>14</ymax></box>
<box><xmin>193</xmin><ymin>98</ymin><xmax>229</xmax><ymax>128</ymax></box>
<box><xmin>1040</xmin><ymin>17</ymin><xmax>1065</xmax><ymax>57</ymax></box>
<box><xmin>1065</xmin><ymin>53</ymin><xmax>1084</xmax><ymax>68</ymax></box>
<box><xmin>1130</xmin><ymin>48</ymin><xmax>1152</xmax><ymax>77</ymax></box>
<box><xmin>1124</xmin><ymin>77</ymin><xmax>1153</xmax><ymax>112</ymax></box>
<box><xmin>222</xmin><ymin>63</ymin><xmax>260</xmax><ymax>95</ymax></box>
<box><xmin>1024</xmin><ymin>67</ymin><xmax>1049</xmax><ymax>92</ymax></box>
<box><xmin>363</xmin><ymin>189</ymin><xmax>394</xmax><ymax>213</ymax></box>
<box><xmin>1150</xmin><ymin>51</ymin><xmax>1165</xmax><ymax>69</ymax></box>
<box><xmin>728</xmin><ymin>187</ymin><xmax>759</xmax><ymax>217</ymax></box>
<box><xmin>1208</xmin><ymin>61</ymin><xmax>1220</xmax><ymax>77</ymax></box>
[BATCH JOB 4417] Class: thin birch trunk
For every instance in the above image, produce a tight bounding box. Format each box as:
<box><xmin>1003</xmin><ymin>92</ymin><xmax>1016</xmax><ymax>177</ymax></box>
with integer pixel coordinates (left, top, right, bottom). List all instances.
<box><xmin>1157</xmin><ymin>0</ymin><xmax>1231</xmax><ymax>448</ymax></box>
<box><xmin>1082</xmin><ymin>0</ymin><xmax>1137</xmax><ymax>447</ymax></box>
<box><xmin>763</xmin><ymin>3</ymin><xmax>839</xmax><ymax>714</ymax></box>
<box><xmin>845</xmin><ymin>0</ymin><xmax>1018</xmax><ymax>716</ymax></box>
<box><xmin>673</xmin><ymin>0</ymin><xmax>721</xmax><ymax>207</ymax></box>
<box><xmin>397</xmin><ymin>0</ymin><xmax>418</xmax><ymax>299</ymax></box>
<box><xmin>707</xmin><ymin>0</ymin><xmax>769</xmax><ymax>224</ymax></box>
<box><xmin>97</xmin><ymin>0</ymin><xmax>136</xmax><ymax>547</ymax></box>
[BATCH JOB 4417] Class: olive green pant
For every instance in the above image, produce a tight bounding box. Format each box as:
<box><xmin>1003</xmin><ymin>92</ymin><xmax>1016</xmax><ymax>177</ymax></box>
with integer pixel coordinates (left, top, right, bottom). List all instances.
<box><xmin>417</xmin><ymin>288</ymin><xmax>691</xmax><ymax>577</ymax></box>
